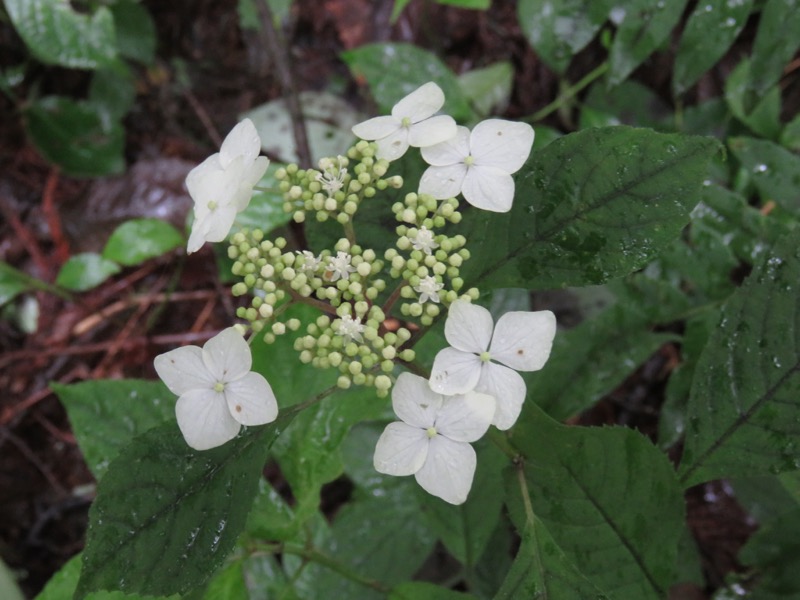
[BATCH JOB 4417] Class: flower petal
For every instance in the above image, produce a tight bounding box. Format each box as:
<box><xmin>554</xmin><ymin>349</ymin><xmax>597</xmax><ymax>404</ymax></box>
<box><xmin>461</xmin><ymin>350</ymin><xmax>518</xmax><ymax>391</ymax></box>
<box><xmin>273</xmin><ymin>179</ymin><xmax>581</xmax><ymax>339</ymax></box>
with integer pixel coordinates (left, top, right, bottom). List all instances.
<box><xmin>154</xmin><ymin>346</ymin><xmax>214</xmax><ymax>395</ymax></box>
<box><xmin>476</xmin><ymin>362</ymin><xmax>527</xmax><ymax>430</ymax></box>
<box><xmin>225</xmin><ymin>372</ymin><xmax>278</xmax><ymax>426</ymax></box>
<box><xmin>219</xmin><ymin>118</ymin><xmax>262</xmax><ymax>168</ymax></box>
<box><xmin>414</xmin><ymin>435</ymin><xmax>476</xmax><ymax>505</ymax></box>
<box><xmin>418</xmin><ymin>163</ymin><xmax>467</xmax><ymax>200</ymax></box>
<box><xmin>392</xmin><ymin>82</ymin><xmax>445</xmax><ymax>122</ymax></box>
<box><xmin>175</xmin><ymin>389</ymin><xmax>241</xmax><ymax>450</ymax></box>
<box><xmin>374</xmin><ymin>127</ymin><xmax>411</xmax><ymax>161</ymax></box>
<box><xmin>202</xmin><ymin>327</ymin><xmax>252</xmax><ymax>382</ymax></box>
<box><xmin>199</xmin><ymin>204</ymin><xmax>238</xmax><ymax>244</ymax></box>
<box><xmin>186</xmin><ymin>159</ymin><xmax>230</xmax><ymax>211</ymax></box>
<box><xmin>352</xmin><ymin>115</ymin><xmax>399</xmax><ymax>141</ymax></box>
<box><xmin>435</xmin><ymin>391</ymin><xmax>495</xmax><ymax>443</ymax></box>
<box><xmin>407</xmin><ymin>115</ymin><xmax>457</xmax><ymax>148</ymax></box>
<box><xmin>373</xmin><ymin>422</ymin><xmax>429</xmax><ymax>476</ymax></box>
<box><xmin>392</xmin><ymin>372</ymin><xmax>442</xmax><ymax>429</ymax></box>
<box><xmin>187</xmin><ymin>213</ymin><xmax>214</xmax><ymax>254</ymax></box>
<box><xmin>470</xmin><ymin>119</ymin><xmax>535</xmax><ymax>173</ymax></box>
<box><xmin>420</xmin><ymin>126</ymin><xmax>470</xmax><ymax>166</ymax></box>
<box><xmin>444</xmin><ymin>300</ymin><xmax>493</xmax><ymax>353</ymax></box>
<box><xmin>490</xmin><ymin>310</ymin><xmax>557</xmax><ymax>371</ymax></box>
<box><xmin>239</xmin><ymin>156</ymin><xmax>271</xmax><ymax>205</ymax></box>
<box><xmin>430</xmin><ymin>347</ymin><xmax>482</xmax><ymax>395</ymax></box>
<box><xmin>461</xmin><ymin>165</ymin><xmax>514</xmax><ymax>212</ymax></box>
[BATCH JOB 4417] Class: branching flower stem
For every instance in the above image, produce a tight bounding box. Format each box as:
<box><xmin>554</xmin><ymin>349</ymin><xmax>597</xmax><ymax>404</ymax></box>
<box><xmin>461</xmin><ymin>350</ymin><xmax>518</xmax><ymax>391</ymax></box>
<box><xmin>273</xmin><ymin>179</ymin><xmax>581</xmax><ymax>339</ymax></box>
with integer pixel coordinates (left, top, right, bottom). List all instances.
<box><xmin>523</xmin><ymin>62</ymin><xmax>609</xmax><ymax>123</ymax></box>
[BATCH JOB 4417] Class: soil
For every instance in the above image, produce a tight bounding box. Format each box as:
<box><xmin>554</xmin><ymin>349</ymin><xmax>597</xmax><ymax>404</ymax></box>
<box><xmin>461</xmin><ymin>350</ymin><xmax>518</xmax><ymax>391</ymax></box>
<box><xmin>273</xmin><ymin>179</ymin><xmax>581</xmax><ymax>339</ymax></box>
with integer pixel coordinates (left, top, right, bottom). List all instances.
<box><xmin>0</xmin><ymin>1</ymin><xmax>779</xmax><ymax>597</ymax></box>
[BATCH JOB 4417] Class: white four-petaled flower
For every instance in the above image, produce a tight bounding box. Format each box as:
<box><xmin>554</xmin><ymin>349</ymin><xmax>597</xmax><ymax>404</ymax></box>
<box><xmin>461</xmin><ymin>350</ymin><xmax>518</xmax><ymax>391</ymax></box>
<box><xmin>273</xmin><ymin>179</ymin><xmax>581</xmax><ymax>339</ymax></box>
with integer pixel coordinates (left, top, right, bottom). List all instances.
<box><xmin>297</xmin><ymin>250</ymin><xmax>322</xmax><ymax>273</ymax></box>
<box><xmin>326</xmin><ymin>251</ymin><xmax>356</xmax><ymax>282</ymax></box>
<box><xmin>419</xmin><ymin>119</ymin><xmax>534</xmax><ymax>213</ymax></box>
<box><xmin>410</xmin><ymin>226</ymin><xmax>439</xmax><ymax>255</ymax></box>
<box><xmin>373</xmin><ymin>373</ymin><xmax>495</xmax><ymax>505</ymax></box>
<box><xmin>414</xmin><ymin>276</ymin><xmax>443</xmax><ymax>304</ymax></box>
<box><xmin>430</xmin><ymin>300</ymin><xmax>556</xmax><ymax>430</ymax></box>
<box><xmin>185</xmin><ymin>119</ymin><xmax>270</xmax><ymax>253</ymax></box>
<box><xmin>352</xmin><ymin>82</ymin><xmax>457</xmax><ymax>161</ymax></box>
<box><xmin>154</xmin><ymin>328</ymin><xmax>278</xmax><ymax>450</ymax></box>
<box><xmin>337</xmin><ymin>314</ymin><xmax>365</xmax><ymax>342</ymax></box>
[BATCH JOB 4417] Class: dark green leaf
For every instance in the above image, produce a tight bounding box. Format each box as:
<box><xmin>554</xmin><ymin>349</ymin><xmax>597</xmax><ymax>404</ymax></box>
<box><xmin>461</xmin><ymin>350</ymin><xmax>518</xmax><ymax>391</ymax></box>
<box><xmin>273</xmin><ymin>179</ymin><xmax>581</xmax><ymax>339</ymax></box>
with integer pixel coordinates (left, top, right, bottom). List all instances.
<box><xmin>460</xmin><ymin>126</ymin><xmax>722</xmax><ymax>290</ymax></box>
<box><xmin>102</xmin><ymin>219</ymin><xmax>183</xmax><ymax>266</ymax></box>
<box><xmin>739</xmin><ymin>506</ymin><xmax>800</xmax><ymax>596</ymax></box>
<box><xmin>509</xmin><ymin>404</ymin><xmax>685</xmax><ymax>598</ymax></box>
<box><xmin>608</xmin><ymin>0</ymin><xmax>689</xmax><ymax>86</ymax></box>
<box><xmin>245</xmin><ymin>478</ymin><xmax>300</xmax><ymax>542</ymax></box>
<box><xmin>730</xmin><ymin>476</ymin><xmax>799</xmax><ymax>524</ymax></box>
<box><xmin>89</xmin><ymin>67</ymin><xmax>136</xmax><ymax>122</ymax></box>
<box><xmin>494</xmin><ymin>518</ymin><xmax>608</xmax><ymax>599</ymax></box>
<box><xmin>743</xmin><ymin>0</ymin><xmax>800</xmax><ymax>112</ymax></box>
<box><xmin>729</xmin><ymin>137</ymin><xmax>800</xmax><ymax>213</ymax></box>
<box><xmin>55</xmin><ymin>253</ymin><xmax>121</xmax><ymax>291</ymax></box>
<box><xmin>517</xmin><ymin>0</ymin><xmax>609</xmax><ymax>73</ymax></box>
<box><xmin>672</xmin><ymin>0</ymin><xmax>754</xmax><ymax>95</ymax></box>
<box><xmin>678</xmin><ymin>233</ymin><xmax>800</xmax><ymax>487</ymax></box>
<box><xmin>580</xmin><ymin>80</ymin><xmax>672</xmax><ymax>130</ymax></box>
<box><xmin>4</xmin><ymin>0</ymin><xmax>117</xmax><ymax>69</ymax></box>
<box><xmin>781</xmin><ymin>114</ymin><xmax>800</xmax><ymax>152</ymax></box>
<box><xmin>25</xmin><ymin>97</ymin><xmax>125</xmax><ymax>177</ymax></box>
<box><xmin>52</xmin><ymin>380</ymin><xmax>175</xmax><ymax>479</ymax></box>
<box><xmin>0</xmin><ymin>261</ymin><xmax>33</xmax><ymax>306</ymax></box>
<box><xmin>391</xmin><ymin>582</ymin><xmax>475</xmax><ymax>600</ymax></box>
<box><xmin>725</xmin><ymin>59</ymin><xmax>782</xmax><ymax>139</ymax></box>
<box><xmin>472</xmin><ymin>515</ymin><xmax>515</xmax><ymax>597</ymax></box>
<box><xmin>108</xmin><ymin>1</ymin><xmax>156</xmax><ymax>64</ymax></box>
<box><xmin>74</xmin><ymin>417</ymin><xmax>291</xmax><ymax>599</ymax></box>
<box><xmin>341</xmin><ymin>43</ymin><xmax>475</xmax><ymax>122</ymax></box>
<box><xmin>457</xmin><ymin>62</ymin><xmax>513</xmax><ymax>117</ymax></box>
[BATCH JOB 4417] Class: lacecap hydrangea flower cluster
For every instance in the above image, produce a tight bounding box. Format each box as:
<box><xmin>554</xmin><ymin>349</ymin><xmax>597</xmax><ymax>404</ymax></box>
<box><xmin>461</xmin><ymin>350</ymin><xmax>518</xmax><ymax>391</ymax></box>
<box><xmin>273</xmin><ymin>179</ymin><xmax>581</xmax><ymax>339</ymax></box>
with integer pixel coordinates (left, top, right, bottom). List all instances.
<box><xmin>154</xmin><ymin>82</ymin><xmax>556</xmax><ymax>504</ymax></box>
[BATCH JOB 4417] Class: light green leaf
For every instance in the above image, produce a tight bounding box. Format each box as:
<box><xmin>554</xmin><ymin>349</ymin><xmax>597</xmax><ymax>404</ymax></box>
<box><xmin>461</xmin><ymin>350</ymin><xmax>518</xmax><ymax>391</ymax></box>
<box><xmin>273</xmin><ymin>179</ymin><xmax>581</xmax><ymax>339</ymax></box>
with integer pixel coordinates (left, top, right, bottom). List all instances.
<box><xmin>390</xmin><ymin>0</ymin><xmax>414</xmax><ymax>22</ymax></box>
<box><xmin>457</xmin><ymin>62</ymin><xmax>513</xmax><ymax>117</ymax></box>
<box><xmin>0</xmin><ymin>559</ymin><xmax>23</xmax><ymax>600</ymax></box>
<box><xmin>780</xmin><ymin>114</ymin><xmax>800</xmax><ymax>152</ymax></box>
<box><xmin>460</xmin><ymin>126</ymin><xmax>721</xmax><ymax>290</ymax></box>
<box><xmin>518</xmin><ymin>0</ymin><xmax>610</xmax><ymax>73</ymax></box>
<box><xmin>672</xmin><ymin>0</ymin><xmax>754</xmax><ymax>95</ymax></box>
<box><xmin>55</xmin><ymin>253</ymin><xmax>121</xmax><ymax>291</ymax></box>
<box><xmin>0</xmin><ymin>261</ymin><xmax>33</xmax><ymax>306</ymax></box>
<box><xmin>391</xmin><ymin>582</ymin><xmax>475</xmax><ymax>600</ymax></box>
<box><xmin>510</xmin><ymin>403</ymin><xmax>685</xmax><ymax>599</ymax></box>
<box><xmin>494</xmin><ymin>518</ymin><xmax>608</xmax><ymax>599</ymax></box>
<box><xmin>678</xmin><ymin>232</ymin><xmax>800</xmax><ymax>487</ymax></box>
<box><xmin>74</xmin><ymin>416</ymin><xmax>292</xmax><ymax>599</ymax></box>
<box><xmin>608</xmin><ymin>0</ymin><xmax>689</xmax><ymax>86</ymax></box>
<box><xmin>729</xmin><ymin>137</ymin><xmax>800</xmax><ymax>213</ymax></box>
<box><xmin>102</xmin><ymin>219</ymin><xmax>183</xmax><ymax>266</ymax></box>
<box><xmin>25</xmin><ymin>96</ymin><xmax>125</xmax><ymax>177</ymax></box>
<box><xmin>108</xmin><ymin>1</ymin><xmax>156</xmax><ymax>64</ymax></box>
<box><xmin>245</xmin><ymin>478</ymin><xmax>299</xmax><ymax>541</ymax></box>
<box><xmin>4</xmin><ymin>0</ymin><xmax>117</xmax><ymax>69</ymax></box>
<box><xmin>341</xmin><ymin>43</ymin><xmax>475</xmax><ymax>122</ymax></box>
<box><xmin>52</xmin><ymin>380</ymin><xmax>175</xmax><ymax>479</ymax></box>
<box><xmin>437</xmin><ymin>0</ymin><xmax>489</xmax><ymax>8</ymax></box>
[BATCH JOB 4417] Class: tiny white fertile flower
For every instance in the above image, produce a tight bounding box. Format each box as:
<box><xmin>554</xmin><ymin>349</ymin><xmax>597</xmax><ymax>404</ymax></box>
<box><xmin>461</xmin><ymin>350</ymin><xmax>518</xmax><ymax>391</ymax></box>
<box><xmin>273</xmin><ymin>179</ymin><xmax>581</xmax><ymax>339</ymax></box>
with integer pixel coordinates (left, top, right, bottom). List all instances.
<box><xmin>337</xmin><ymin>314</ymin><xmax>365</xmax><ymax>342</ymax></box>
<box><xmin>411</xmin><ymin>226</ymin><xmax>439</xmax><ymax>255</ymax></box>
<box><xmin>297</xmin><ymin>250</ymin><xmax>322</xmax><ymax>273</ymax></box>
<box><xmin>154</xmin><ymin>328</ymin><xmax>278</xmax><ymax>450</ymax></box>
<box><xmin>374</xmin><ymin>373</ymin><xmax>494</xmax><ymax>505</ymax></box>
<box><xmin>352</xmin><ymin>82</ymin><xmax>457</xmax><ymax>161</ymax></box>
<box><xmin>326</xmin><ymin>251</ymin><xmax>356</xmax><ymax>282</ymax></box>
<box><xmin>185</xmin><ymin>119</ymin><xmax>270</xmax><ymax>253</ymax></box>
<box><xmin>316</xmin><ymin>155</ymin><xmax>347</xmax><ymax>197</ymax></box>
<box><xmin>419</xmin><ymin>119</ymin><xmax>534</xmax><ymax>213</ymax></box>
<box><xmin>430</xmin><ymin>300</ymin><xmax>556</xmax><ymax>430</ymax></box>
<box><xmin>414</xmin><ymin>276</ymin><xmax>443</xmax><ymax>304</ymax></box>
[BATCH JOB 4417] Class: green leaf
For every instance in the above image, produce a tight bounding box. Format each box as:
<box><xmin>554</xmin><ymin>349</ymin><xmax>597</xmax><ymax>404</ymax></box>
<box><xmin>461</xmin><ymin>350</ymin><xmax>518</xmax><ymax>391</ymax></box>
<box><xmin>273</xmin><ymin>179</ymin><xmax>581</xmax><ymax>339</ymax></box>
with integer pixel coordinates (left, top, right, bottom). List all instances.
<box><xmin>672</xmin><ymin>0</ymin><xmax>754</xmax><ymax>95</ymax></box>
<box><xmin>341</xmin><ymin>43</ymin><xmax>475</xmax><ymax>122</ymax></box>
<box><xmin>460</xmin><ymin>126</ymin><xmax>722</xmax><ymax>290</ymax></box>
<box><xmin>457</xmin><ymin>62</ymin><xmax>513</xmax><ymax>117</ymax></box>
<box><xmin>517</xmin><ymin>0</ymin><xmax>609</xmax><ymax>74</ymax></box>
<box><xmin>743</xmin><ymin>0</ymin><xmax>800</xmax><ymax>112</ymax></box>
<box><xmin>0</xmin><ymin>261</ymin><xmax>33</xmax><ymax>306</ymax></box>
<box><xmin>731</xmin><ymin>476</ymin><xmax>799</xmax><ymax>524</ymax></box>
<box><xmin>494</xmin><ymin>518</ymin><xmax>608</xmax><ymax>600</ymax></box>
<box><xmin>102</xmin><ymin>219</ymin><xmax>183</xmax><ymax>266</ymax></box>
<box><xmin>608</xmin><ymin>0</ymin><xmax>689</xmax><ymax>86</ymax></box>
<box><xmin>232</xmin><ymin>163</ymin><xmax>292</xmax><ymax>234</ymax></box>
<box><xmin>108</xmin><ymin>1</ymin><xmax>156</xmax><ymax>64</ymax></box>
<box><xmin>74</xmin><ymin>417</ymin><xmax>291</xmax><ymax>599</ymax></box>
<box><xmin>4</xmin><ymin>0</ymin><xmax>117</xmax><ymax>69</ymax></box>
<box><xmin>0</xmin><ymin>559</ymin><xmax>23</xmax><ymax>600</ymax></box>
<box><xmin>436</xmin><ymin>0</ymin><xmax>489</xmax><ymax>8</ymax></box>
<box><xmin>391</xmin><ymin>582</ymin><xmax>475</xmax><ymax>600</ymax></box>
<box><xmin>729</xmin><ymin>137</ymin><xmax>800</xmax><ymax>213</ymax></box>
<box><xmin>88</xmin><ymin>67</ymin><xmax>136</xmax><ymax>123</ymax></box>
<box><xmin>25</xmin><ymin>96</ymin><xmax>125</xmax><ymax>177</ymax></box>
<box><xmin>245</xmin><ymin>478</ymin><xmax>300</xmax><ymax>541</ymax></box>
<box><xmin>725</xmin><ymin>59</ymin><xmax>782</xmax><ymax>139</ymax></box>
<box><xmin>390</xmin><ymin>0</ymin><xmax>413</xmax><ymax>22</ymax></box>
<box><xmin>678</xmin><ymin>232</ymin><xmax>800</xmax><ymax>487</ymax></box>
<box><xmin>509</xmin><ymin>404</ymin><xmax>685</xmax><ymax>598</ymax></box>
<box><xmin>55</xmin><ymin>253</ymin><xmax>121</xmax><ymax>291</ymax></box>
<box><xmin>780</xmin><ymin>114</ymin><xmax>800</xmax><ymax>152</ymax></box>
<box><xmin>52</xmin><ymin>380</ymin><xmax>175</xmax><ymax>479</ymax></box>
<box><xmin>739</xmin><ymin>506</ymin><xmax>800</xmax><ymax>597</ymax></box>
<box><xmin>580</xmin><ymin>79</ymin><xmax>672</xmax><ymax>131</ymax></box>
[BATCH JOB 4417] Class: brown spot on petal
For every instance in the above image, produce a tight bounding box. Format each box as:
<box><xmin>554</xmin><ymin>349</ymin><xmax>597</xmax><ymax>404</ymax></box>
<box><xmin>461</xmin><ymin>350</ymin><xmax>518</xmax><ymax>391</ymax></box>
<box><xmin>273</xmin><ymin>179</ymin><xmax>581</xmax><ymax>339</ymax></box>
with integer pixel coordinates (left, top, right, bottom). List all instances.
<box><xmin>517</xmin><ymin>349</ymin><xmax>524</xmax><ymax>355</ymax></box>
<box><xmin>235</xmin><ymin>405</ymin><xmax>242</xmax><ymax>412</ymax></box>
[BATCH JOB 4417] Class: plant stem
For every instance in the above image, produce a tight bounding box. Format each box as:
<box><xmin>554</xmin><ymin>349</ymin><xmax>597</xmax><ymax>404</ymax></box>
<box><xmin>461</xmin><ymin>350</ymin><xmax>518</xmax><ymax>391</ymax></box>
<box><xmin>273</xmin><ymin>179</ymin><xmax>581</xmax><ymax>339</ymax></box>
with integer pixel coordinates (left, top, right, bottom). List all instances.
<box><xmin>523</xmin><ymin>62</ymin><xmax>609</xmax><ymax>123</ymax></box>
<box><xmin>516</xmin><ymin>460</ymin><xmax>536</xmax><ymax>526</ymax></box>
<box><xmin>280</xmin><ymin>543</ymin><xmax>391</xmax><ymax>593</ymax></box>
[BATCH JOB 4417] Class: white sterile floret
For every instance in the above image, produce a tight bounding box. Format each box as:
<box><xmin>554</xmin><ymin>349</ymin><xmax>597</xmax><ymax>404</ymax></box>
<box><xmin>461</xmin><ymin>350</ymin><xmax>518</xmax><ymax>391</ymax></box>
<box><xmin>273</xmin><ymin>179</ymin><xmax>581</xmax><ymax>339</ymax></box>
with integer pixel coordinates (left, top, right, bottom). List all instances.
<box><xmin>185</xmin><ymin>119</ymin><xmax>270</xmax><ymax>253</ymax></box>
<box><xmin>419</xmin><ymin>119</ymin><xmax>534</xmax><ymax>213</ymax></box>
<box><xmin>297</xmin><ymin>250</ymin><xmax>322</xmax><ymax>273</ymax></box>
<box><xmin>411</xmin><ymin>226</ymin><xmax>439</xmax><ymax>255</ymax></box>
<box><xmin>154</xmin><ymin>328</ymin><xmax>278</xmax><ymax>450</ymax></box>
<box><xmin>430</xmin><ymin>300</ymin><xmax>556</xmax><ymax>430</ymax></box>
<box><xmin>337</xmin><ymin>314</ymin><xmax>365</xmax><ymax>342</ymax></box>
<box><xmin>317</xmin><ymin>155</ymin><xmax>347</xmax><ymax>197</ymax></box>
<box><xmin>352</xmin><ymin>82</ymin><xmax>457</xmax><ymax>161</ymax></box>
<box><xmin>326</xmin><ymin>251</ymin><xmax>356</xmax><ymax>281</ymax></box>
<box><xmin>414</xmin><ymin>276</ymin><xmax>443</xmax><ymax>304</ymax></box>
<box><xmin>373</xmin><ymin>373</ymin><xmax>494</xmax><ymax>505</ymax></box>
